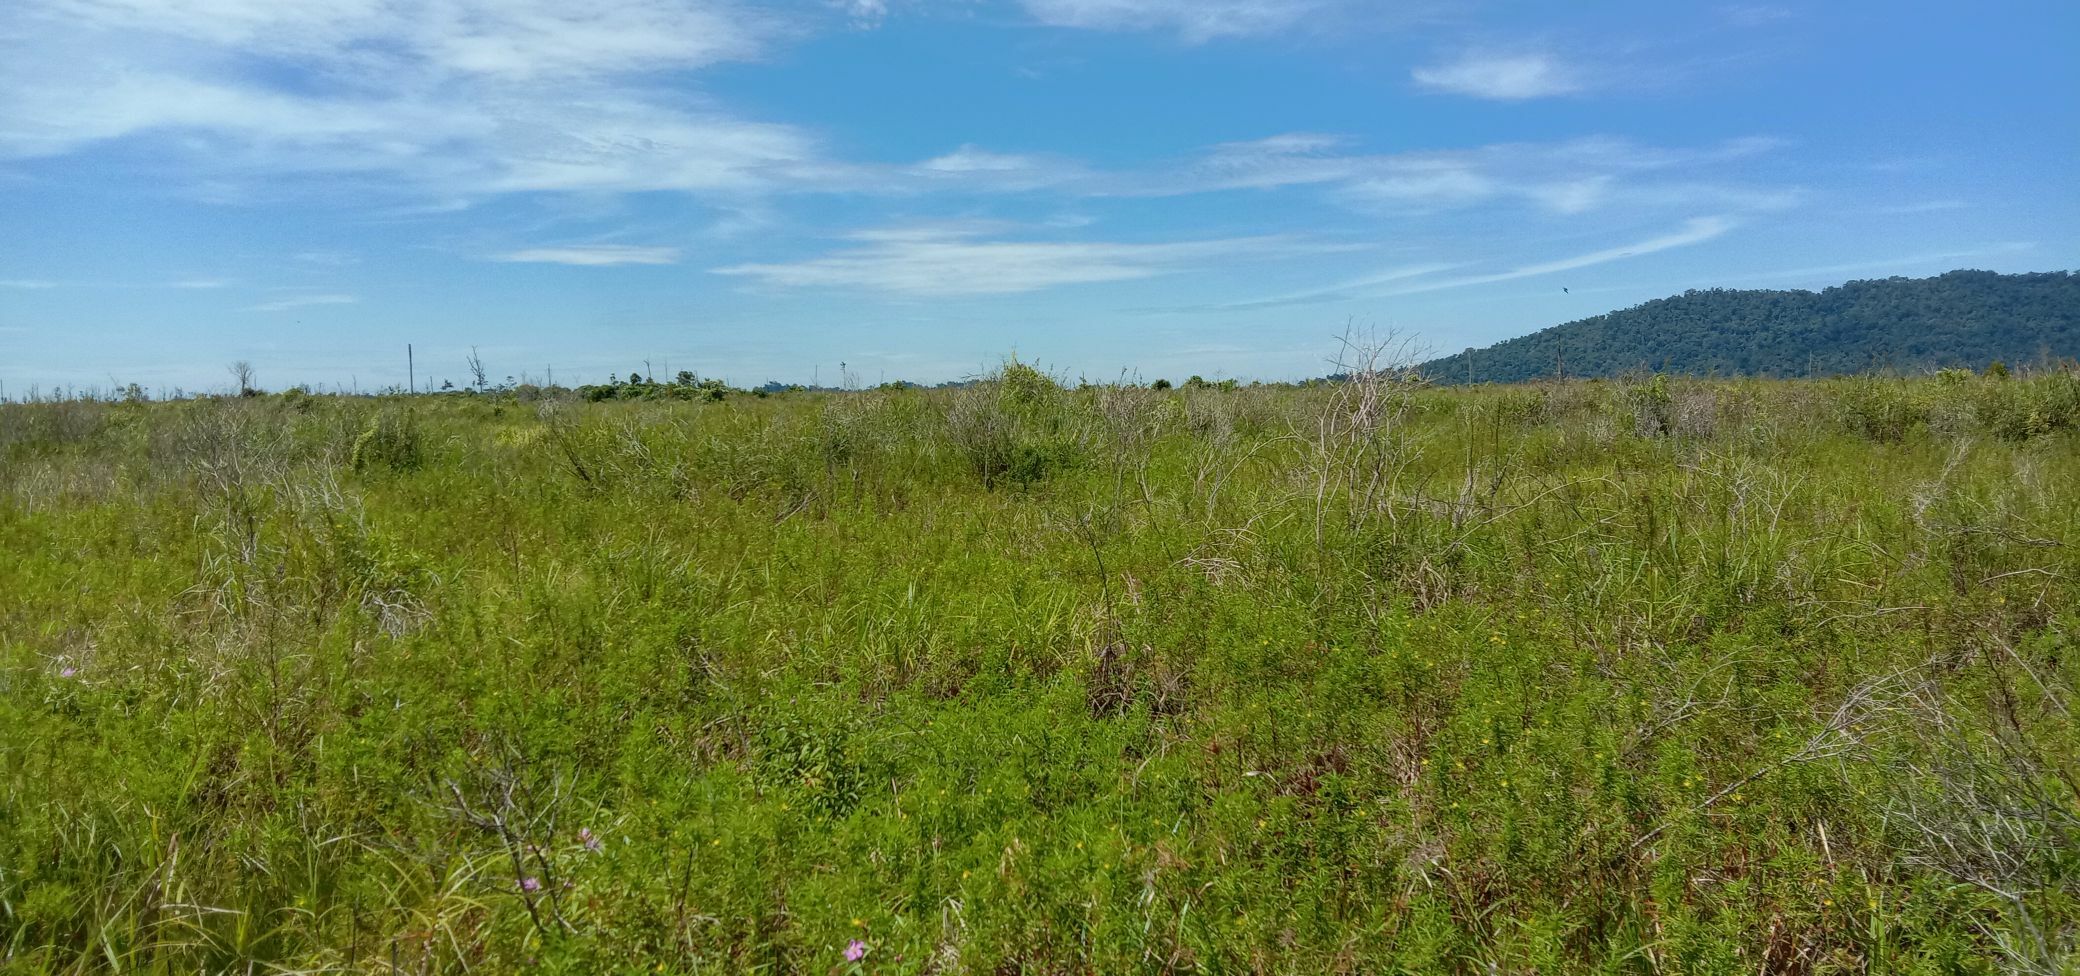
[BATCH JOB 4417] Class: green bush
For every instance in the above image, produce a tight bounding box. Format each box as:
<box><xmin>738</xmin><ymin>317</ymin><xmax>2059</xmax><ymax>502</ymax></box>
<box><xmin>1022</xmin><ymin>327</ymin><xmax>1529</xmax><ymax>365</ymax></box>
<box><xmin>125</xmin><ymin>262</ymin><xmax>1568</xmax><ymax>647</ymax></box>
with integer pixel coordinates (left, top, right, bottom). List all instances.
<box><xmin>348</xmin><ymin>409</ymin><xmax>423</xmax><ymax>471</ymax></box>
<box><xmin>944</xmin><ymin>359</ymin><xmax>1082</xmax><ymax>488</ymax></box>
<box><xmin>1975</xmin><ymin>370</ymin><xmax>2080</xmax><ymax>440</ymax></box>
<box><xmin>1832</xmin><ymin>376</ymin><xmax>1929</xmax><ymax>442</ymax></box>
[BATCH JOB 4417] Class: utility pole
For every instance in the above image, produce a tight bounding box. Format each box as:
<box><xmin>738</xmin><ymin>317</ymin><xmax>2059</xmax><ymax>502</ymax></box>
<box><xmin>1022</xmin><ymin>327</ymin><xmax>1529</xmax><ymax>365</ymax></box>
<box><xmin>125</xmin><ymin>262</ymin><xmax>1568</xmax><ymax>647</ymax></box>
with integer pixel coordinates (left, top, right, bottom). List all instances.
<box><xmin>407</xmin><ymin>344</ymin><xmax>415</xmax><ymax>394</ymax></box>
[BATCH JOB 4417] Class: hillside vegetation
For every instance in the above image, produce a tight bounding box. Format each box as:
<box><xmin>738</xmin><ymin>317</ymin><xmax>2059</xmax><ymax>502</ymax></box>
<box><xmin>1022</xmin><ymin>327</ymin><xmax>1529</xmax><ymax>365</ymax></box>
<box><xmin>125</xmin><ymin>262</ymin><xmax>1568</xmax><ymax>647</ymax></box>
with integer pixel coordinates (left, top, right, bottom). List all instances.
<box><xmin>3</xmin><ymin>362</ymin><xmax>2079</xmax><ymax>973</ymax></box>
<box><xmin>1421</xmin><ymin>270</ymin><xmax>2079</xmax><ymax>384</ymax></box>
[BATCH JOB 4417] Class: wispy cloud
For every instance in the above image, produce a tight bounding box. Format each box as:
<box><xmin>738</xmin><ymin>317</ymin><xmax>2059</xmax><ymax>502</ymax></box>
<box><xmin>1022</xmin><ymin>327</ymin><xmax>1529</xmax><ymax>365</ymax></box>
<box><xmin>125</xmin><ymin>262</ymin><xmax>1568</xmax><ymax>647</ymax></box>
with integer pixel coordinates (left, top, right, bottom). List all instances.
<box><xmin>169</xmin><ymin>278</ymin><xmax>231</xmax><ymax>289</ymax></box>
<box><xmin>713</xmin><ymin>226</ymin><xmax>1359</xmax><ymax>296</ymax></box>
<box><xmin>496</xmin><ymin>245</ymin><xmax>682</xmax><ymax>266</ymax></box>
<box><xmin>1716</xmin><ymin>242</ymin><xmax>2037</xmax><ymax>285</ymax></box>
<box><xmin>293</xmin><ymin>251</ymin><xmax>361</xmax><ymax>267</ymax></box>
<box><xmin>1</xmin><ymin>278</ymin><xmax>58</xmax><ymax>289</ymax></box>
<box><xmin>1719</xmin><ymin>5</ymin><xmax>1794</xmax><ymax>27</ymax></box>
<box><xmin>1140</xmin><ymin>261</ymin><xmax>1465</xmax><ymax>313</ymax></box>
<box><xmin>1872</xmin><ymin>199</ymin><xmax>1967</xmax><ymax>215</ymax></box>
<box><xmin>248</xmin><ymin>293</ymin><xmax>358</xmax><ymax>312</ymax></box>
<box><xmin>1384</xmin><ymin>216</ymin><xmax>1737</xmax><ymax>296</ymax></box>
<box><xmin>1190</xmin><ymin>217</ymin><xmax>1736</xmax><ymax>310</ymax></box>
<box><xmin>1149</xmin><ymin>134</ymin><xmax>1792</xmax><ymax>218</ymax></box>
<box><xmin>0</xmin><ymin>0</ymin><xmax>1801</xmax><ymax>224</ymax></box>
<box><xmin>1018</xmin><ymin>0</ymin><xmax>1334</xmax><ymax>41</ymax></box>
<box><xmin>0</xmin><ymin>0</ymin><xmax>821</xmax><ymax>200</ymax></box>
<box><xmin>1412</xmin><ymin>52</ymin><xmax>1585</xmax><ymax>100</ymax></box>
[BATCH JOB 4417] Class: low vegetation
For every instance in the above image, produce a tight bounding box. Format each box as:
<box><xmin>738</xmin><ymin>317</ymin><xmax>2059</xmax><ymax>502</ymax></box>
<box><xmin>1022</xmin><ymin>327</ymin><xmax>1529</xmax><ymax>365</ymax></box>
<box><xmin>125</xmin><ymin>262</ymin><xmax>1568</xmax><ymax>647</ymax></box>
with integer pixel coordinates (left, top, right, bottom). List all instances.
<box><xmin>3</xmin><ymin>357</ymin><xmax>2077</xmax><ymax>973</ymax></box>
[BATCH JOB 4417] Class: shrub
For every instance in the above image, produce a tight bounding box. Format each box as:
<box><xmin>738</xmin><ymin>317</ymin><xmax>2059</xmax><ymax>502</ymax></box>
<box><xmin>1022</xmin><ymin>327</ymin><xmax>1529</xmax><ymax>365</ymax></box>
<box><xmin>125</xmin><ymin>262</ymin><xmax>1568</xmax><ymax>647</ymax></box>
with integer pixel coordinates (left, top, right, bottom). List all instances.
<box><xmin>1833</xmin><ymin>376</ymin><xmax>1928</xmax><ymax>443</ymax></box>
<box><xmin>349</xmin><ymin>410</ymin><xmax>423</xmax><ymax>472</ymax></box>
<box><xmin>944</xmin><ymin>359</ymin><xmax>1081</xmax><ymax>489</ymax></box>
<box><xmin>1622</xmin><ymin>374</ymin><xmax>1675</xmax><ymax>437</ymax></box>
<box><xmin>1975</xmin><ymin>370</ymin><xmax>2080</xmax><ymax>440</ymax></box>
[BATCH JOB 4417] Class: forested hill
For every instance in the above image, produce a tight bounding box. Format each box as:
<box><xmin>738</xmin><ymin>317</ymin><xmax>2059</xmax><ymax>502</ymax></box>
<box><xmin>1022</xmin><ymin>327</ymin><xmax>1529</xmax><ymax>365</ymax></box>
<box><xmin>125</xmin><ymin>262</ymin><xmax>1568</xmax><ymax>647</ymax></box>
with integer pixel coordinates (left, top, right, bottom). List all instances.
<box><xmin>1419</xmin><ymin>270</ymin><xmax>2079</xmax><ymax>384</ymax></box>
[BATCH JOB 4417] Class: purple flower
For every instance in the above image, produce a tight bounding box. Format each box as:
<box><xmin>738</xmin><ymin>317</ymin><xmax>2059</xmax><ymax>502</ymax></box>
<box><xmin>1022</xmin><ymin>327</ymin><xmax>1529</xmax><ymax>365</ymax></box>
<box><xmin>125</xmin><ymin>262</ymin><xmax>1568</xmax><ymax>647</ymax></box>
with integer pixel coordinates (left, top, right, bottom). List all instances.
<box><xmin>58</xmin><ymin>667</ymin><xmax>77</xmax><ymax>678</ymax></box>
<box><xmin>580</xmin><ymin>827</ymin><xmax>603</xmax><ymax>853</ymax></box>
<box><xmin>520</xmin><ymin>877</ymin><xmax>542</xmax><ymax>893</ymax></box>
<box><xmin>844</xmin><ymin>940</ymin><xmax>867</xmax><ymax>962</ymax></box>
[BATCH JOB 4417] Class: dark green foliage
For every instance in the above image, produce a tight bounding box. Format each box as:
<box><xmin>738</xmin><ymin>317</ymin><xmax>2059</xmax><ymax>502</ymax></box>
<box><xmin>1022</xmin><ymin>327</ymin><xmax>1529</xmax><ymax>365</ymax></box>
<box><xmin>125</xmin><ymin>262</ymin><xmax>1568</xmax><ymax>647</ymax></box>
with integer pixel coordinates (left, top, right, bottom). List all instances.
<box><xmin>1424</xmin><ymin>270</ymin><xmax>2080</xmax><ymax>383</ymax></box>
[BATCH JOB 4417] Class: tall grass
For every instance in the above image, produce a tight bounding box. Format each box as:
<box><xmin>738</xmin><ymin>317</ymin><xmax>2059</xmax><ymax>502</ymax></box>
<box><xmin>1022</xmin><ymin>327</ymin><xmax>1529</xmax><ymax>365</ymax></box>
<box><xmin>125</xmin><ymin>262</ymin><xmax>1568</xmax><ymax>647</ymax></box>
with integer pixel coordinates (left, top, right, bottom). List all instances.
<box><xmin>2</xmin><ymin>363</ymin><xmax>2076</xmax><ymax>973</ymax></box>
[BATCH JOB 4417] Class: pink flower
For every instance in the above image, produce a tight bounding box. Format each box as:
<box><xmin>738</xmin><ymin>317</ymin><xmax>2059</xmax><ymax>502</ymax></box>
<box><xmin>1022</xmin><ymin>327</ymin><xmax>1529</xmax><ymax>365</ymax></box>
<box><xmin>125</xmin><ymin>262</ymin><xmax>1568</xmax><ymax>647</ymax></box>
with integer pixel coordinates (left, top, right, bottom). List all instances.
<box><xmin>58</xmin><ymin>667</ymin><xmax>77</xmax><ymax>678</ymax></box>
<box><xmin>844</xmin><ymin>940</ymin><xmax>867</xmax><ymax>962</ymax></box>
<box><xmin>580</xmin><ymin>827</ymin><xmax>603</xmax><ymax>853</ymax></box>
<box><xmin>520</xmin><ymin>877</ymin><xmax>541</xmax><ymax>893</ymax></box>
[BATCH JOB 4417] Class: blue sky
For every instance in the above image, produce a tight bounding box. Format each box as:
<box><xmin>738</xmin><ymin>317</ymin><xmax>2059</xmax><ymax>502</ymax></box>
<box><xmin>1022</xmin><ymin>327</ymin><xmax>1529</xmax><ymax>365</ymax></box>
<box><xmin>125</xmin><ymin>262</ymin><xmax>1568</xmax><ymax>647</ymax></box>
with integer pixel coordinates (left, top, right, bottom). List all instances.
<box><xmin>1</xmin><ymin>0</ymin><xmax>2074</xmax><ymax>393</ymax></box>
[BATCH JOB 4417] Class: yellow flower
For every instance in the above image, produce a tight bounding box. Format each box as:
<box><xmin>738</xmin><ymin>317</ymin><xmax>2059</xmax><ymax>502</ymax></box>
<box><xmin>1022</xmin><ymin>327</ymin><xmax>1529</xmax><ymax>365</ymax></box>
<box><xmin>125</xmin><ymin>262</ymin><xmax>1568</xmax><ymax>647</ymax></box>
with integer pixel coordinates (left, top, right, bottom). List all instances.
<box><xmin>852</xmin><ymin>918</ymin><xmax>864</xmax><ymax>928</ymax></box>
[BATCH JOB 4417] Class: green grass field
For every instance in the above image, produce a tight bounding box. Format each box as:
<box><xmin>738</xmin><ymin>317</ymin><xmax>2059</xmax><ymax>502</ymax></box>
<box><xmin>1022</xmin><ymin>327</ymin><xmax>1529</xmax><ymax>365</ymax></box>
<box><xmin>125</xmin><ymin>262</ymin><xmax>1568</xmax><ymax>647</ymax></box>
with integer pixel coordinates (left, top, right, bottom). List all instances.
<box><xmin>4</xmin><ymin>364</ymin><xmax>2077</xmax><ymax>973</ymax></box>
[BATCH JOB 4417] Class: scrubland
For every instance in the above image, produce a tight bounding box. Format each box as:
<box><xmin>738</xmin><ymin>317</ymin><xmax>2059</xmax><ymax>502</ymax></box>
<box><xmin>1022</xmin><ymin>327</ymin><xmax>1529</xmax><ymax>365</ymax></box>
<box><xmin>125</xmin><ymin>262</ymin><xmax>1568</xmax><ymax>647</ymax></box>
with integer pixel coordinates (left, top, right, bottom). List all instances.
<box><xmin>3</xmin><ymin>360</ymin><xmax>2077</xmax><ymax>974</ymax></box>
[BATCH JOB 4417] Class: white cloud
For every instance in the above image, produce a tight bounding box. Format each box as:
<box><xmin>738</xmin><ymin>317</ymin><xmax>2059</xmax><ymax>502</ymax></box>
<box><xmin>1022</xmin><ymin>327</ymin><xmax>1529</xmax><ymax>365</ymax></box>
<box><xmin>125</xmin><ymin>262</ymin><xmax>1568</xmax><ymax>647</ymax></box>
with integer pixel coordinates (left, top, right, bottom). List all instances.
<box><xmin>1873</xmin><ymin>199</ymin><xmax>1967</xmax><ymax>215</ymax></box>
<box><xmin>834</xmin><ymin>0</ymin><xmax>891</xmax><ymax>26</ymax></box>
<box><xmin>1412</xmin><ymin>52</ymin><xmax>1585</xmax><ymax>100</ymax></box>
<box><xmin>497</xmin><ymin>245</ymin><xmax>682</xmax><ymax>266</ymax></box>
<box><xmin>712</xmin><ymin>226</ymin><xmax>1356</xmax><ymax>296</ymax></box>
<box><xmin>248</xmin><ymin>293</ymin><xmax>358</xmax><ymax>311</ymax></box>
<box><xmin>1386</xmin><ymin>216</ymin><xmax>1737</xmax><ymax>296</ymax></box>
<box><xmin>169</xmin><ymin>278</ymin><xmax>231</xmax><ymax>288</ymax></box>
<box><xmin>907</xmin><ymin>146</ymin><xmax>1088</xmax><ymax>191</ymax></box>
<box><xmin>1</xmin><ymin>279</ymin><xmax>58</xmax><ymax>289</ymax></box>
<box><xmin>0</xmin><ymin>0</ymin><xmax>823</xmax><ymax>199</ymax></box>
<box><xmin>1720</xmin><ymin>5</ymin><xmax>1793</xmax><ymax>27</ymax></box>
<box><xmin>1163</xmin><ymin>134</ymin><xmax>1789</xmax><ymax>217</ymax></box>
<box><xmin>1177</xmin><ymin>134</ymin><xmax>1365</xmax><ymax>191</ymax></box>
<box><xmin>1195</xmin><ymin>217</ymin><xmax>1736</xmax><ymax>310</ymax></box>
<box><xmin>1145</xmin><ymin>261</ymin><xmax>1465</xmax><ymax>312</ymax></box>
<box><xmin>1342</xmin><ymin>164</ymin><xmax>1498</xmax><ymax>207</ymax></box>
<box><xmin>294</xmin><ymin>251</ymin><xmax>361</xmax><ymax>267</ymax></box>
<box><xmin>37</xmin><ymin>0</ymin><xmax>769</xmax><ymax>81</ymax></box>
<box><xmin>1019</xmin><ymin>0</ymin><xmax>1333</xmax><ymax>41</ymax></box>
<box><xmin>1713</xmin><ymin>243</ymin><xmax>2036</xmax><ymax>285</ymax></box>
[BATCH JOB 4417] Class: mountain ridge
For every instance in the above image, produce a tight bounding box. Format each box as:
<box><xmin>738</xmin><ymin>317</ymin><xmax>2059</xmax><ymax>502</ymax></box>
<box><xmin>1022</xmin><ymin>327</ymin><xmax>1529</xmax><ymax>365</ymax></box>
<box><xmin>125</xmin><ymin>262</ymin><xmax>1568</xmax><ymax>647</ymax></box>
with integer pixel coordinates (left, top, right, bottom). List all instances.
<box><xmin>1419</xmin><ymin>269</ymin><xmax>2079</xmax><ymax>384</ymax></box>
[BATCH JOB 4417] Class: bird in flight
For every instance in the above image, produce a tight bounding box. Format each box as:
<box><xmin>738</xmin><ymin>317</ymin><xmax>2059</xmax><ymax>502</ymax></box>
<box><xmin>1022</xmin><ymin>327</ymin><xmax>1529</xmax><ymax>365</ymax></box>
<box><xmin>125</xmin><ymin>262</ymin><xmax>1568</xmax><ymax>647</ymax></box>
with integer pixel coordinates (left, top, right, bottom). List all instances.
<box><xmin>1562</xmin><ymin>287</ymin><xmax>1569</xmax><ymax>294</ymax></box>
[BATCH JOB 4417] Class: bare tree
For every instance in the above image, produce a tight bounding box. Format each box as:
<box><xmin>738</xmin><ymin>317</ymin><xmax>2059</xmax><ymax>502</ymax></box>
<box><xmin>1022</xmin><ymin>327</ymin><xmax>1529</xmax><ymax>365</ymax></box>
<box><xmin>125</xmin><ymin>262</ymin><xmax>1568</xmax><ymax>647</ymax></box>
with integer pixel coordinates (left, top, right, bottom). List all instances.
<box><xmin>467</xmin><ymin>347</ymin><xmax>489</xmax><ymax>391</ymax></box>
<box><xmin>227</xmin><ymin>360</ymin><xmax>256</xmax><ymax>396</ymax></box>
